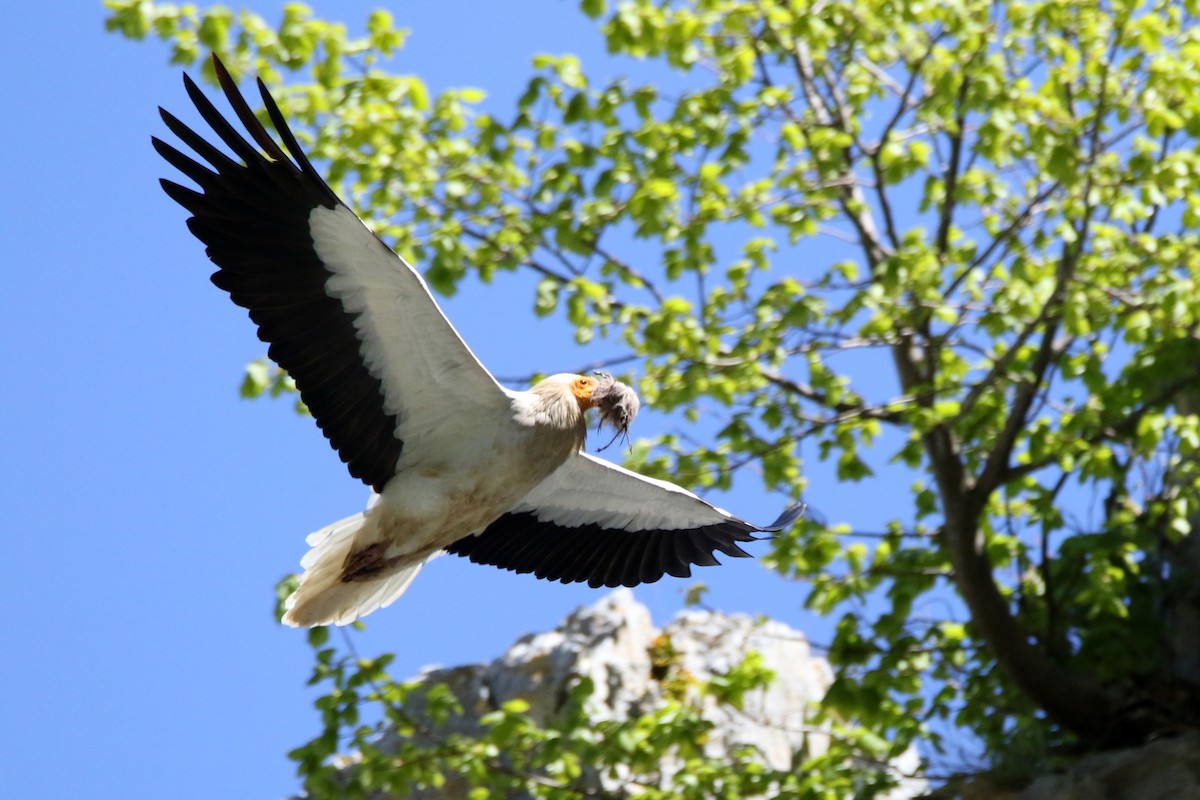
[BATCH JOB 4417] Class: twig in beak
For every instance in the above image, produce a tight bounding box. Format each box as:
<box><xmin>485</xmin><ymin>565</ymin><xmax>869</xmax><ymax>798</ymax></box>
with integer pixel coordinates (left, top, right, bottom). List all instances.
<box><xmin>590</xmin><ymin>372</ymin><xmax>640</xmax><ymax>453</ymax></box>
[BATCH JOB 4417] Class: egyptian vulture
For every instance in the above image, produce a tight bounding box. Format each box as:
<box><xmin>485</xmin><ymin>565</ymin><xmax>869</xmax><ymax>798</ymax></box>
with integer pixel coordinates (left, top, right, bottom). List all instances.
<box><xmin>154</xmin><ymin>55</ymin><xmax>803</xmax><ymax>627</ymax></box>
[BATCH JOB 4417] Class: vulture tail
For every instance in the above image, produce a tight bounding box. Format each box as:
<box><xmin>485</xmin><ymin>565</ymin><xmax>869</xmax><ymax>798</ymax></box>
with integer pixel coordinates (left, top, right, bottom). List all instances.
<box><xmin>281</xmin><ymin>512</ymin><xmax>426</xmax><ymax>627</ymax></box>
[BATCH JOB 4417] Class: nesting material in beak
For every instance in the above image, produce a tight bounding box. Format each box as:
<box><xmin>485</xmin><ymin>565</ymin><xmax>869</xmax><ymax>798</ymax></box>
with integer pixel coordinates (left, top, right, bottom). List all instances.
<box><xmin>591</xmin><ymin>372</ymin><xmax>640</xmax><ymax>452</ymax></box>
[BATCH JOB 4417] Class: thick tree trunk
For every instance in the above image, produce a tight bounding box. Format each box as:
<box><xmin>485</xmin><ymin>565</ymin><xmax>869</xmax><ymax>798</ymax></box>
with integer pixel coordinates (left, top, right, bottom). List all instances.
<box><xmin>939</xmin><ymin>507</ymin><xmax>1122</xmax><ymax>739</ymax></box>
<box><xmin>1165</xmin><ymin>391</ymin><xmax>1200</xmax><ymax>693</ymax></box>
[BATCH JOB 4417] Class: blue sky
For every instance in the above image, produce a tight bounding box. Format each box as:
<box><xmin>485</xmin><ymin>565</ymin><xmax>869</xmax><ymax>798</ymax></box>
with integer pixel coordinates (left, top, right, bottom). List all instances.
<box><xmin>0</xmin><ymin>3</ymin><xmax>912</xmax><ymax>797</ymax></box>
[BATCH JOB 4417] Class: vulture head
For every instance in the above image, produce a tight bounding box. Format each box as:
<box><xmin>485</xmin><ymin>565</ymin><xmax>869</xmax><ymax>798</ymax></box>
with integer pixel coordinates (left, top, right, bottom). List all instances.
<box><xmin>528</xmin><ymin>372</ymin><xmax>640</xmax><ymax>447</ymax></box>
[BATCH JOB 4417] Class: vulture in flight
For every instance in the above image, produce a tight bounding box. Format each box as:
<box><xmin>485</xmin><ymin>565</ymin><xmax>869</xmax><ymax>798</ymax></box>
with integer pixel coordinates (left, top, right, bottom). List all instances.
<box><xmin>153</xmin><ymin>55</ymin><xmax>804</xmax><ymax>627</ymax></box>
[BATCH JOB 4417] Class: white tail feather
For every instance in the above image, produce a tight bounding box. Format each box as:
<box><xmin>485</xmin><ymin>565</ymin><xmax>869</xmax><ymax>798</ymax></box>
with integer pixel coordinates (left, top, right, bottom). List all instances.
<box><xmin>281</xmin><ymin>512</ymin><xmax>427</xmax><ymax>627</ymax></box>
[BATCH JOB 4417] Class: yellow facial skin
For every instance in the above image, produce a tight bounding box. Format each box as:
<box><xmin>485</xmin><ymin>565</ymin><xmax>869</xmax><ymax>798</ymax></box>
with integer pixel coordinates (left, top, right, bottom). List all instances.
<box><xmin>570</xmin><ymin>375</ymin><xmax>598</xmax><ymax>409</ymax></box>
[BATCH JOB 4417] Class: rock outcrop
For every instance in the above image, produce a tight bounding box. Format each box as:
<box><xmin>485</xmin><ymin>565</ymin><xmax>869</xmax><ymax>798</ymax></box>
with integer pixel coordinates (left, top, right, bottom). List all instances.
<box><xmin>327</xmin><ymin>591</ymin><xmax>1200</xmax><ymax>799</ymax></box>
<box><xmin>1021</xmin><ymin>733</ymin><xmax>1200</xmax><ymax>799</ymax></box>
<box><xmin>360</xmin><ymin>590</ymin><xmax>925</xmax><ymax>798</ymax></box>
<box><xmin>936</xmin><ymin>733</ymin><xmax>1200</xmax><ymax>800</ymax></box>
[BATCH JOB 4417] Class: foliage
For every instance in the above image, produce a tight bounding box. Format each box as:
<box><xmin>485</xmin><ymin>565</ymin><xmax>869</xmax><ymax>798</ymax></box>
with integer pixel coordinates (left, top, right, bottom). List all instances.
<box><xmin>111</xmin><ymin>0</ymin><xmax>1200</xmax><ymax>794</ymax></box>
<box><xmin>273</xmin><ymin>609</ymin><xmax>898</xmax><ymax>799</ymax></box>
<box><xmin>241</xmin><ymin>356</ymin><xmax>307</xmax><ymax>414</ymax></box>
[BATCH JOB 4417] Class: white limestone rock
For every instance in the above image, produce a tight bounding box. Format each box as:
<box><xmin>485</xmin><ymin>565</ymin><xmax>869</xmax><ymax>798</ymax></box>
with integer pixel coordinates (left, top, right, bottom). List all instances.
<box><xmin>362</xmin><ymin>590</ymin><xmax>925</xmax><ymax>799</ymax></box>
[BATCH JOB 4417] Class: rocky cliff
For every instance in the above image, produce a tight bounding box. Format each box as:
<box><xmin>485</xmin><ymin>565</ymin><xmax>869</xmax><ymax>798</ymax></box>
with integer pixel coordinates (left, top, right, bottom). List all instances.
<box><xmin>936</xmin><ymin>733</ymin><xmax>1200</xmax><ymax>800</ymax></box>
<box><xmin>319</xmin><ymin>591</ymin><xmax>1200</xmax><ymax>799</ymax></box>
<box><xmin>349</xmin><ymin>590</ymin><xmax>925</xmax><ymax>798</ymax></box>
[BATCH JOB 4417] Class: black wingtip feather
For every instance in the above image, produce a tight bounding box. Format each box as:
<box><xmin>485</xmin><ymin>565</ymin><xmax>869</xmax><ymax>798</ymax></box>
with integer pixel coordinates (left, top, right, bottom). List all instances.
<box><xmin>638</xmin><ymin>531</ymin><xmax>665</xmax><ymax>584</ymax></box>
<box><xmin>181</xmin><ymin>70</ymin><xmax>261</xmax><ymax>166</ymax></box>
<box><xmin>679</xmin><ymin>534</ymin><xmax>722</xmax><ymax>568</ymax></box>
<box><xmin>159</xmin><ymin>178</ymin><xmax>194</xmax><ymax>204</ymax></box>
<box><xmin>210</xmin><ymin>56</ymin><xmax>292</xmax><ymax>167</ymax></box>
<box><xmin>549</xmin><ymin>530</ymin><xmax>603</xmax><ymax>583</ymax></box>
<box><xmin>156</xmin><ymin>54</ymin><xmax>404</xmax><ymax>492</ymax></box>
<box><xmin>158</xmin><ymin>107</ymin><xmax>242</xmax><ymax>175</ymax></box>
<box><xmin>258</xmin><ymin>78</ymin><xmax>334</xmax><ymax>195</ymax></box>
<box><xmin>153</xmin><ymin>137</ymin><xmax>218</xmax><ymax>188</ymax></box>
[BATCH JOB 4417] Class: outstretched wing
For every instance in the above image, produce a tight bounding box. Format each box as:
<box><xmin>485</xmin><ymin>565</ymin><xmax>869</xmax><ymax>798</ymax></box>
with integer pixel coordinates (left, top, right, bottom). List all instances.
<box><xmin>153</xmin><ymin>55</ymin><xmax>511</xmax><ymax>492</ymax></box>
<box><xmin>446</xmin><ymin>452</ymin><xmax>804</xmax><ymax>587</ymax></box>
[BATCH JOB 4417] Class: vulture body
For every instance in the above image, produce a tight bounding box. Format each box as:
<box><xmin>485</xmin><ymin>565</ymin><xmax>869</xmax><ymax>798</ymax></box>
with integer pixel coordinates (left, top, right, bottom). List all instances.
<box><xmin>154</xmin><ymin>55</ymin><xmax>803</xmax><ymax>626</ymax></box>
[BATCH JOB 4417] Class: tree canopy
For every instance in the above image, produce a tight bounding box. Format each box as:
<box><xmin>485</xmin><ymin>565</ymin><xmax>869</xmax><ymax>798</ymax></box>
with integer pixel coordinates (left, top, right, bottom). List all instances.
<box><xmin>109</xmin><ymin>0</ymin><xmax>1200</xmax><ymax>795</ymax></box>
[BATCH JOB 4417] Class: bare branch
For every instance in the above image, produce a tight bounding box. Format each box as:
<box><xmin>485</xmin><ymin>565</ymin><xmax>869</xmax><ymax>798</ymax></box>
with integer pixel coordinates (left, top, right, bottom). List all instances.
<box><xmin>760</xmin><ymin>367</ymin><xmax>909</xmax><ymax>424</ymax></box>
<box><xmin>956</xmin><ymin>289</ymin><xmax>1061</xmax><ymax>423</ymax></box>
<box><xmin>934</xmin><ymin>72</ymin><xmax>972</xmax><ymax>259</ymax></box>
<box><xmin>965</xmin><ymin>181</ymin><xmax>1061</xmax><ymax>272</ymax></box>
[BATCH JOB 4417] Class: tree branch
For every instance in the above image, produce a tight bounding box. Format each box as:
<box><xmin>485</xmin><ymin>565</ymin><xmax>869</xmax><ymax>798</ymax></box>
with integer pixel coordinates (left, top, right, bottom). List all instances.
<box><xmin>760</xmin><ymin>367</ymin><xmax>909</xmax><ymax>424</ymax></box>
<box><xmin>934</xmin><ymin>72</ymin><xmax>972</xmax><ymax>259</ymax></box>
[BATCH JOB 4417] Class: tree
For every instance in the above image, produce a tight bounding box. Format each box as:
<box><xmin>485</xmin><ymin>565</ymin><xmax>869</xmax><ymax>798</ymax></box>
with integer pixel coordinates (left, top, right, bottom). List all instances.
<box><xmin>109</xmin><ymin>0</ymin><xmax>1200</xmax><ymax>794</ymax></box>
